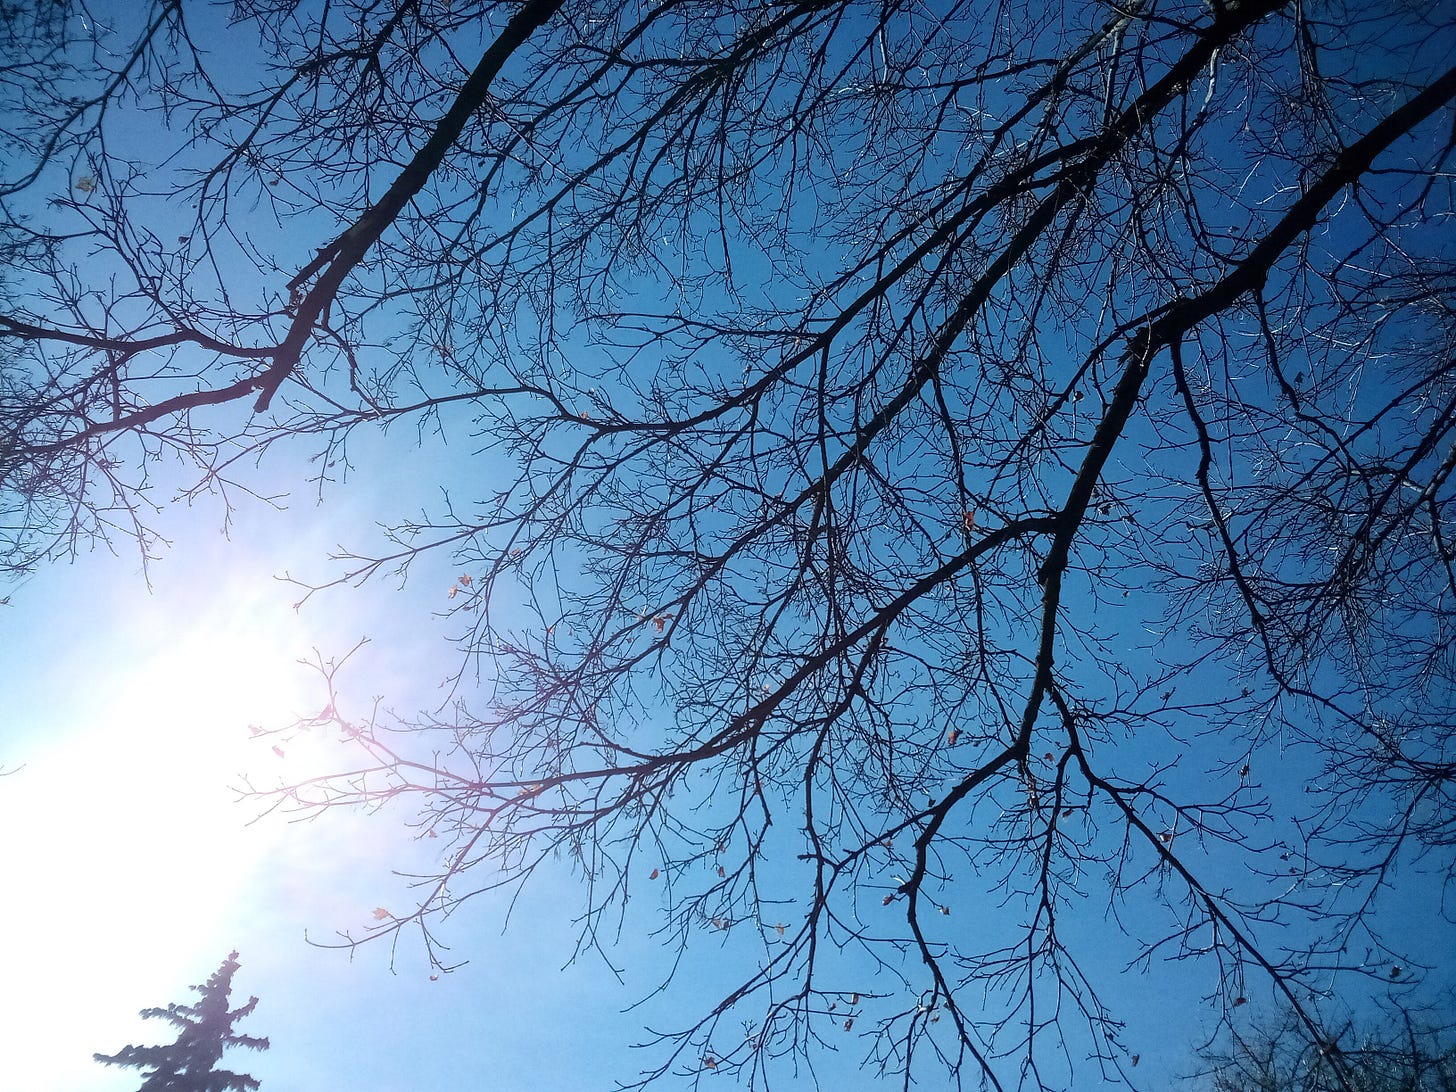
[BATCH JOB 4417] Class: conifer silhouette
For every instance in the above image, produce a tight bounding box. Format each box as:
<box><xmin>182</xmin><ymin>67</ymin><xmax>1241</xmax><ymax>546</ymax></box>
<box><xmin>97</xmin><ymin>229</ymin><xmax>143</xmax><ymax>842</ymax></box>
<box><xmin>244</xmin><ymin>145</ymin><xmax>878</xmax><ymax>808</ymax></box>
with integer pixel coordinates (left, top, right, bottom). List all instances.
<box><xmin>94</xmin><ymin>951</ymin><xmax>268</xmax><ymax>1091</ymax></box>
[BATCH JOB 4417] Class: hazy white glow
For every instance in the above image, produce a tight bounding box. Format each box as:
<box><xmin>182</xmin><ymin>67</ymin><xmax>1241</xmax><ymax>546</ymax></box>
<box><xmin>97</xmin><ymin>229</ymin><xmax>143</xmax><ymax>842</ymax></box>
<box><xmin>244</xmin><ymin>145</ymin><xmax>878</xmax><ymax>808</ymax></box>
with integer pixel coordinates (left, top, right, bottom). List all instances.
<box><xmin>0</xmin><ymin>571</ymin><xmax>320</xmax><ymax>1090</ymax></box>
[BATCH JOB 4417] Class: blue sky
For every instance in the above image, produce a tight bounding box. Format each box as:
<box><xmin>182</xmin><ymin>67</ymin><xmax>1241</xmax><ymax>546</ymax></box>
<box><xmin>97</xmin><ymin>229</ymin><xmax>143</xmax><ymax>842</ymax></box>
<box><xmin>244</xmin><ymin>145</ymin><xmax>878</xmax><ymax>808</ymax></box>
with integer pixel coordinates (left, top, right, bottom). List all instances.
<box><xmin>6</xmin><ymin>453</ymin><xmax>1446</xmax><ymax>1087</ymax></box>
<box><xmin>4</xmin><ymin>1</ymin><xmax>1456</xmax><ymax>1089</ymax></box>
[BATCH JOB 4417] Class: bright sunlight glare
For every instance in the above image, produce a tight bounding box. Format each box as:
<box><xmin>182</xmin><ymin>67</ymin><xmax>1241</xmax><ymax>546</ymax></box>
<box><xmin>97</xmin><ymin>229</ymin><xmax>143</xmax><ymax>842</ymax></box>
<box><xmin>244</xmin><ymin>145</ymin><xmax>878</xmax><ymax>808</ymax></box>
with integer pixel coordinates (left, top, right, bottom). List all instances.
<box><xmin>0</xmin><ymin>555</ymin><xmax>342</xmax><ymax>1090</ymax></box>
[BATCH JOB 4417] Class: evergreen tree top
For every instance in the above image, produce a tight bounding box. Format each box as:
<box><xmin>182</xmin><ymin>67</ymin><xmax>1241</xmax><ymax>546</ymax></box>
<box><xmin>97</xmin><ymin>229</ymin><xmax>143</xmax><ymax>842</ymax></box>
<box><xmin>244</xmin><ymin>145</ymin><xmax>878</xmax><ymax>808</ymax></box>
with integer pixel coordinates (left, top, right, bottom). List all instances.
<box><xmin>95</xmin><ymin>951</ymin><xmax>268</xmax><ymax>1092</ymax></box>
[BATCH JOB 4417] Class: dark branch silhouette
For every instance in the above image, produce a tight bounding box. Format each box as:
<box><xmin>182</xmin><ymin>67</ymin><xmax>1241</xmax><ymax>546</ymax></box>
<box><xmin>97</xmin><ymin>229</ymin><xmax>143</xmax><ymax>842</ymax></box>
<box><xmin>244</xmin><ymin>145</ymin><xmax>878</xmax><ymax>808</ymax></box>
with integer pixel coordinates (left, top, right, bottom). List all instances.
<box><xmin>5</xmin><ymin>0</ymin><xmax>1455</xmax><ymax>1087</ymax></box>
